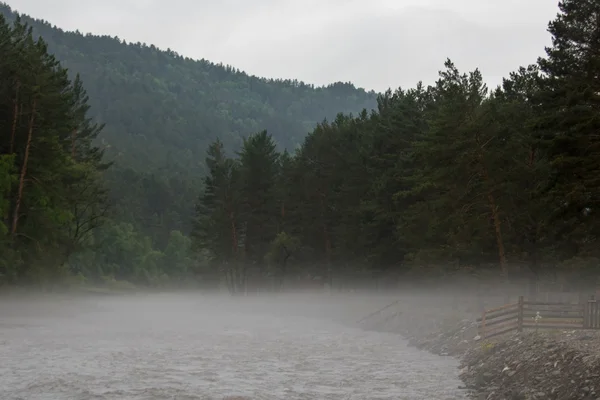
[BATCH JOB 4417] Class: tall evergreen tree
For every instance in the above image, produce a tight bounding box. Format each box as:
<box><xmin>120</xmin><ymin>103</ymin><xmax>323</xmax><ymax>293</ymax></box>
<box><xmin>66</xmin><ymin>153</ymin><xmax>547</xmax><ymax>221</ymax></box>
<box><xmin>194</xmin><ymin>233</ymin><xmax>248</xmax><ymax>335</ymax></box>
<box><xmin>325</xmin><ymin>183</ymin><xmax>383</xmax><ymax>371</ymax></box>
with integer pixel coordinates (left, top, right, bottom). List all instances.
<box><xmin>536</xmin><ymin>0</ymin><xmax>600</xmax><ymax>259</ymax></box>
<box><xmin>237</xmin><ymin>130</ymin><xmax>280</xmax><ymax>286</ymax></box>
<box><xmin>191</xmin><ymin>139</ymin><xmax>243</xmax><ymax>293</ymax></box>
<box><xmin>0</xmin><ymin>15</ymin><xmax>109</xmax><ymax>284</ymax></box>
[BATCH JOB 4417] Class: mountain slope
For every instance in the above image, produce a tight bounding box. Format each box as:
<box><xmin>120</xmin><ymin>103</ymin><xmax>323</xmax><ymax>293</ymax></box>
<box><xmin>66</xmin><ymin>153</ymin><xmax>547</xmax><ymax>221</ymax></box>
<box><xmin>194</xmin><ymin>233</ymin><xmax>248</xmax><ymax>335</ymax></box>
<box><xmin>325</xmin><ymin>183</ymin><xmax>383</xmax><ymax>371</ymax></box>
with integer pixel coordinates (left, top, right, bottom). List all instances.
<box><xmin>0</xmin><ymin>3</ymin><xmax>378</xmax><ymax>246</ymax></box>
<box><xmin>0</xmin><ymin>3</ymin><xmax>377</xmax><ymax>174</ymax></box>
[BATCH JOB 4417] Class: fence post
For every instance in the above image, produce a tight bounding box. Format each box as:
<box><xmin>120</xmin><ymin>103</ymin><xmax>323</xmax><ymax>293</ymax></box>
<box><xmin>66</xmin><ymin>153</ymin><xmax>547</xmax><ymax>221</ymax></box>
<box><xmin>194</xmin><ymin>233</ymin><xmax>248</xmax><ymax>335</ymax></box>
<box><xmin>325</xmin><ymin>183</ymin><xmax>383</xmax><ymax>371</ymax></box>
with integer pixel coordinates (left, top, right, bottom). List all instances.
<box><xmin>481</xmin><ymin>310</ymin><xmax>487</xmax><ymax>339</ymax></box>
<box><xmin>584</xmin><ymin>295</ymin><xmax>589</xmax><ymax>329</ymax></box>
<box><xmin>594</xmin><ymin>295</ymin><xmax>597</xmax><ymax>328</ymax></box>
<box><xmin>588</xmin><ymin>295</ymin><xmax>597</xmax><ymax>329</ymax></box>
<box><xmin>517</xmin><ymin>295</ymin><xmax>524</xmax><ymax>333</ymax></box>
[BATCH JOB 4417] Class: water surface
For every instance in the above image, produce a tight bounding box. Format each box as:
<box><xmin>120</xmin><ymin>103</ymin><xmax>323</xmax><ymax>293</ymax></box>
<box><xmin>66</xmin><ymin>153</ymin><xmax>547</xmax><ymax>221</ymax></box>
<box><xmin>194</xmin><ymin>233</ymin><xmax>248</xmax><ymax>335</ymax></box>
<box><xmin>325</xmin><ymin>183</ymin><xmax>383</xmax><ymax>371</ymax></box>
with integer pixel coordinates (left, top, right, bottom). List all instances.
<box><xmin>0</xmin><ymin>293</ymin><xmax>467</xmax><ymax>399</ymax></box>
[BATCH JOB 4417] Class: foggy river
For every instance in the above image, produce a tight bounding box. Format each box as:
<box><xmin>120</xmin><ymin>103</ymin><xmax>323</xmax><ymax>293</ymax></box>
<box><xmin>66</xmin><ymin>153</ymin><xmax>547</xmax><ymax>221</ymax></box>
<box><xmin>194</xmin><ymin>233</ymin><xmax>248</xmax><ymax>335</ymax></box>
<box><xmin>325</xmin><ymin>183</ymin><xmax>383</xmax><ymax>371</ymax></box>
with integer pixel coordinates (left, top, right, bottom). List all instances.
<box><xmin>0</xmin><ymin>293</ymin><xmax>467</xmax><ymax>400</ymax></box>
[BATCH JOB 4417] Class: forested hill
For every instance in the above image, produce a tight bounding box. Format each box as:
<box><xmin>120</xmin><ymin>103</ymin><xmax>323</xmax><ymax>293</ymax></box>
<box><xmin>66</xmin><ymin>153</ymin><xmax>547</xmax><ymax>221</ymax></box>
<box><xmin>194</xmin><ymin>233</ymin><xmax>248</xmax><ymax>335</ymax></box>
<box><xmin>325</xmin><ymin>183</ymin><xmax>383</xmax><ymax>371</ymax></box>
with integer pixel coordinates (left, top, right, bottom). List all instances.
<box><xmin>4</xmin><ymin>1</ymin><xmax>598</xmax><ymax>293</ymax></box>
<box><xmin>192</xmin><ymin>0</ymin><xmax>600</xmax><ymax>295</ymax></box>
<box><xmin>0</xmin><ymin>3</ymin><xmax>377</xmax><ymax>259</ymax></box>
<box><xmin>0</xmin><ymin>3</ymin><xmax>377</xmax><ymax>174</ymax></box>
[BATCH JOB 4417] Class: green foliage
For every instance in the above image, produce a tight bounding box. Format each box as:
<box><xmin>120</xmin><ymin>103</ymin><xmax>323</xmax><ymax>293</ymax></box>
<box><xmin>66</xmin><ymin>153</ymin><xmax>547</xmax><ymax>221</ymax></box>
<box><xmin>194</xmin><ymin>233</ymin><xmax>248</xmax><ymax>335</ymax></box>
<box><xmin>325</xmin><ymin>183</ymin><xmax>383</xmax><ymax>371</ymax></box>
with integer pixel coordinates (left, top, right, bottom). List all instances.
<box><xmin>0</xmin><ymin>4</ymin><xmax>381</xmax><ymax>290</ymax></box>
<box><xmin>534</xmin><ymin>0</ymin><xmax>600</xmax><ymax>259</ymax></box>
<box><xmin>0</xmin><ymin>3</ymin><xmax>377</xmax><ymax>250</ymax></box>
<box><xmin>0</xmin><ymin>13</ymin><xmax>109</xmax><ymax>286</ymax></box>
<box><xmin>265</xmin><ymin>231</ymin><xmax>301</xmax><ymax>279</ymax></box>
<box><xmin>3</xmin><ymin>1</ymin><xmax>600</xmax><ymax>291</ymax></box>
<box><xmin>0</xmin><ymin>4</ymin><xmax>377</xmax><ymax>289</ymax></box>
<box><xmin>191</xmin><ymin>0</ymin><xmax>600</xmax><ymax>288</ymax></box>
<box><xmin>0</xmin><ymin>13</ymin><xmax>198</xmax><ymax>289</ymax></box>
<box><xmin>0</xmin><ymin>154</ymin><xmax>15</xmax><ymax>236</ymax></box>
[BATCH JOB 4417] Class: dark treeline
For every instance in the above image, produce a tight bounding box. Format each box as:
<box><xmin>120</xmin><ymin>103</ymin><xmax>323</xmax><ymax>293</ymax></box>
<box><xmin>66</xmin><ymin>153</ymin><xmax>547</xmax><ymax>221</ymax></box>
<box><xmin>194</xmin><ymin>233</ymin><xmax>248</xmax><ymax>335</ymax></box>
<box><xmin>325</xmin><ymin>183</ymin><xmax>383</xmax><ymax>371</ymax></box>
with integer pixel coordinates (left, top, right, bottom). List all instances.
<box><xmin>1</xmin><ymin>1</ymin><xmax>599</xmax><ymax>292</ymax></box>
<box><xmin>0</xmin><ymin>3</ymin><xmax>377</xmax><ymax>289</ymax></box>
<box><xmin>0</xmin><ymin>15</ymin><xmax>199</xmax><ymax>288</ymax></box>
<box><xmin>0</xmin><ymin>16</ymin><xmax>109</xmax><ymax>284</ymax></box>
<box><xmin>192</xmin><ymin>0</ymin><xmax>600</xmax><ymax>294</ymax></box>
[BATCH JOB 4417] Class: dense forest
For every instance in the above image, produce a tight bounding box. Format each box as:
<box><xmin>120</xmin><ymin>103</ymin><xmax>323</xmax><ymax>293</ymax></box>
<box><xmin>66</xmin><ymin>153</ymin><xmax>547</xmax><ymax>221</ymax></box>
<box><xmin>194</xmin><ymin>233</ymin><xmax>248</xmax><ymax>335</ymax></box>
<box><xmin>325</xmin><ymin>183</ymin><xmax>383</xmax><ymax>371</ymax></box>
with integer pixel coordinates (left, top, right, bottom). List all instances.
<box><xmin>1</xmin><ymin>1</ymin><xmax>599</xmax><ymax>291</ymax></box>
<box><xmin>191</xmin><ymin>0</ymin><xmax>600</xmax><ymax>293</ymax></box>
<box><xmin>0</xmin><ymin>3</ymin><xmax>376</xmax><ymax>288</ymax></box>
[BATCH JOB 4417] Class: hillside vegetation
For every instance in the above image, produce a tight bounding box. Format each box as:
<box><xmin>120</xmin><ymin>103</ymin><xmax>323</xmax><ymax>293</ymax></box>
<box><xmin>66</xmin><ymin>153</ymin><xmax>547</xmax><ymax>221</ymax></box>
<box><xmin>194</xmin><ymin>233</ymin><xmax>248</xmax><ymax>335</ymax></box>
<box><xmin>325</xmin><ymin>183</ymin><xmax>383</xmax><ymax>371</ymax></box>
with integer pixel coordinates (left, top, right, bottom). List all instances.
<box><xmin>0</xmin><ymin>3</ymin><xmax>377</xmax><ymax>288</ymax></box>
<box><xmin>191</xmin><ymin>0</ymin><xmax>600</xmax><ymax>294</ymax></box>
<box><xmin>1</xmin><ymin>1</ymin><xmax>599</xmax><ymax>292</ymax></box>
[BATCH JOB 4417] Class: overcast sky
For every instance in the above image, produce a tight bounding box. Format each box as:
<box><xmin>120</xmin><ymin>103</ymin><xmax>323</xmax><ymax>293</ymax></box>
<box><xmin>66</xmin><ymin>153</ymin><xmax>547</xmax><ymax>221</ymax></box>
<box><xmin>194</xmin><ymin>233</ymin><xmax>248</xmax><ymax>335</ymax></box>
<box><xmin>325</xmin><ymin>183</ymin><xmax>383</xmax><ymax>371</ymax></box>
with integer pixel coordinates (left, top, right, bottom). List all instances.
<box><xmin>8</xmin><ymin>0</ymin><xmax>559</xmax><ymax>93</ymax></box>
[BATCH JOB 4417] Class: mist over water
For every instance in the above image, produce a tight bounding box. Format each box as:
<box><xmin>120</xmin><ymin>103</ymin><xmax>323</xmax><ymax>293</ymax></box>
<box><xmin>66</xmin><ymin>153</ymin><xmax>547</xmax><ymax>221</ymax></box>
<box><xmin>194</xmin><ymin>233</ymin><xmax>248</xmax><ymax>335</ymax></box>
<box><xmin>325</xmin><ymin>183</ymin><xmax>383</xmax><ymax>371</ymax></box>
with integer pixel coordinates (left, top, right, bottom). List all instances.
<box><xmin>0</xmin><ymin>293</ymin><xmax>466</xmax><ymax>399</ymax></box>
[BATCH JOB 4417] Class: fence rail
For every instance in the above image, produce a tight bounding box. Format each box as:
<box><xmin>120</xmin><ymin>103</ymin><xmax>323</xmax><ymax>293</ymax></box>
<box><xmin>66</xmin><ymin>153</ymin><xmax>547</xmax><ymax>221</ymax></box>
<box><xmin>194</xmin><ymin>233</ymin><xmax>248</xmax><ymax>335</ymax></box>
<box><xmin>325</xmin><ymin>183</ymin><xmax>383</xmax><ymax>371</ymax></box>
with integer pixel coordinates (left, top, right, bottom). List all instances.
<box><xmin>356</xmin><ymin>299</ymin><xmax>401</xmax><ymax>324</ymax></box>
<box><xmin>477</xmin><ymin>295</ymin><xmax>600</xmax><ymax>339</ymax></box>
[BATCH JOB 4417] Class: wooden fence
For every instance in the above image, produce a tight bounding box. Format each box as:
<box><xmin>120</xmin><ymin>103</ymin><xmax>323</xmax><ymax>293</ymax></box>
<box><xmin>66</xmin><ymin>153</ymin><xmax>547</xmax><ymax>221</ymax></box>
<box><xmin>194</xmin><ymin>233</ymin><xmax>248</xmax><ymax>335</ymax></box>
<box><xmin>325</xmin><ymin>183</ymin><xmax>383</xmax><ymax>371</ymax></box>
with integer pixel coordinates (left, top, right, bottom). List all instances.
<box><xmin>356</xmin><ymin>299</ymin><xmax>401</xmax><ymax>325</ymax></box>
<box><xmin>477</xmin><ymin>295</ymin><xmax>600</xmax><ymax>339</ymax></box>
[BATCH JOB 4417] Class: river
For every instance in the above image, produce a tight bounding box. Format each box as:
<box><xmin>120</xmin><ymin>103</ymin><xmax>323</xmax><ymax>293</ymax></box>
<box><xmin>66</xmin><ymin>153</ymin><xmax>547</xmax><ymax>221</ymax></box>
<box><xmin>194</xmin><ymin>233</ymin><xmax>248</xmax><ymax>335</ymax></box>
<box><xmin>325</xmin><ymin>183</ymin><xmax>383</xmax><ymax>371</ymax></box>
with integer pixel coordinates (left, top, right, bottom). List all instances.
<box><xmin>0</xmin><ymin>293</ymin><xmax>467</xmax><ymax>399</ymax></box>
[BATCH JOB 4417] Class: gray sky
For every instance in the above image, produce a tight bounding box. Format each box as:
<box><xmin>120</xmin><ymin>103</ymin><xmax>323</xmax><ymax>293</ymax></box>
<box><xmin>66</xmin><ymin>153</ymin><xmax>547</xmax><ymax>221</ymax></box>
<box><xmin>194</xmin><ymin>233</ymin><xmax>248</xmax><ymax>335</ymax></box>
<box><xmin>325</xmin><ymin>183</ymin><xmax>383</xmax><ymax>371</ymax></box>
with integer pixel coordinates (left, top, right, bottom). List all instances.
<box><xmin>9</xmin><ymin>0</ymin><xmax>559</xmax><ymax>93</ymax></box>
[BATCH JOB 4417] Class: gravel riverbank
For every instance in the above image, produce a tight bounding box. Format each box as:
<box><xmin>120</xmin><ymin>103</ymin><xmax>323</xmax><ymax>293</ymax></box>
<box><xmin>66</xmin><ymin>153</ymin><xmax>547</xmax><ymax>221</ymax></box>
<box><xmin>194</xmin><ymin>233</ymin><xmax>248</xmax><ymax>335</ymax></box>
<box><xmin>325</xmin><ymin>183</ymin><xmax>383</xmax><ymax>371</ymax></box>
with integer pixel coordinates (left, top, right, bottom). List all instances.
<box><xmin>359</xmin><ymin>297</ymin><xmax>600</xmax><ymax>400</ymax></box>
<box><xmin>460</xmin><ymin>330</ymin><xmax>600</xmax><ymax>400</ymax></box>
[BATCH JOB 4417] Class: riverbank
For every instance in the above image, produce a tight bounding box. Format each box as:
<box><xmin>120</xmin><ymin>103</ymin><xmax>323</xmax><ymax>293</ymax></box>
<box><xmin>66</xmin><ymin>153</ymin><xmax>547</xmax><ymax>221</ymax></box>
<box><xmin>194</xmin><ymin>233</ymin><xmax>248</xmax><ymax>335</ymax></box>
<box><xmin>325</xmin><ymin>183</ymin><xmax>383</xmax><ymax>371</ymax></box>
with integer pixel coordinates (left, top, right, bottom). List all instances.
<box><xmin>361</xmin><ymin>300</ymin><xmax>600</xmax><ymax>400</ymax></box>
<box><xmin>461</xmin><ymin>330</ymin><xmax>600</xmax><ymax>399</ymax></box>
<box><xmin>0</xmin><ymin>285</ymin><xmax>137</xmax><ymax>298</ymax></box>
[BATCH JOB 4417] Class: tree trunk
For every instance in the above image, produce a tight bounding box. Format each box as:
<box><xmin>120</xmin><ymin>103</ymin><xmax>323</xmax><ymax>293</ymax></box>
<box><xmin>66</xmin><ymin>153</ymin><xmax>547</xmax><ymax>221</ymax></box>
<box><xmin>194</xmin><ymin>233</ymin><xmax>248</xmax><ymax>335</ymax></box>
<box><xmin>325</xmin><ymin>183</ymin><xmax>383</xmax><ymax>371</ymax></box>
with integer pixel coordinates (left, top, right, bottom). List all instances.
<box><xmin>319</xmin><ymin>194</ymin><xmax>333</xmax><ymax>288</ymax></box>
<box><xmin>476</xmin><ymin>135</ymin><xmax>509</xmax><ymax>303</ymax></box>
<box><xmin>226</xmin><ymin>202</ymin><xmax>239</xmax><ymax>294</ymax></box>
<box><xmin>225</xmin><ymin>267</ymin><xmax>235</xmax><ymax>295</ymax></box>
<box><xmin>527</xmin><ymin>235</ymin><xmax>539</xmax><ymax>300</ymax></box>
<box><xmin>528</xmin><ymin>147</ymin><xmax>536</xmax><ymax>169</ymax></box>
<box><xmin>324</xmin><ymin>224</ymin><xmax>332</xmax><ymax>287</ymax></box>
<box><xmin>278</xmin><ymin>201</ymin><xmax>285</xmax><ymax>233</ymax></box>
<box><xmin>71</xmin><ymin>128</ymin><xmax>77</xmax><ymax>159</ymax></box>
<box><xmin>9</xmin><ymin>80</ymin><xmax>20</xmax><ymax>154</ymax></box>
<box><xmin>229</xmin><ymin>210</ymin><xmax>238</xmax><ymax>255</ymax></box>
<box><xmin>526</xmin><ymin>145</ymin><xmax>539</xmax><ymax>301</ymax></box>
<box><xmin>486</xmin><ymin>189</ymin><xmax>511</xmax><ymax>304</ymax></box>
<box><xmin>487</xmin><ymin>190</ymin><xmax>507</xmax><ymax>274</ymax></box>
<box><xmin>11</xmin><ymin>98</ymin><xmax>36</xmax><ymax>237</ymax></box>
<box><xmin>241</xmin><ymin>264</ymin><xmax>248</xmax><ymax>296</ymax></box>
<box><xmin>280</xmin><ymin>246</ymin><xmax>290</xmax><ymax>292</ymax></box>
<box><xmin>476</xmin><ymin>145</ymin><xmax>508</xmax><ymax>278</ymax></box>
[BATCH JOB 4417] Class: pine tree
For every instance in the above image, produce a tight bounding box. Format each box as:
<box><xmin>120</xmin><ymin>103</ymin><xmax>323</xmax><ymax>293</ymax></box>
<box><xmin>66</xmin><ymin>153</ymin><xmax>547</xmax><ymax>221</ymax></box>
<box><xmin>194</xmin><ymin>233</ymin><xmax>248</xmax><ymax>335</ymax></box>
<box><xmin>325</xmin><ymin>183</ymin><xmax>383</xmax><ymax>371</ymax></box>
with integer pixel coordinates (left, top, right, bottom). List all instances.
<box><xmin>191</xmin><ymin>139</ymin><xmax>244</xmax><ymax>293</ymax></box>
<box><xmin>536</xmin><ymin>0</ymin><xmax>600</xmax><ymax>258</ymax></box>
<box><xmin>0</xmin><ymin>16</ymin><xmax>109</xmax><ymax>283</ymax></box>
<box><xmin>237</xmin><ymin>130</ymin><xmax>280</xmax><ymax>287</ymax></box>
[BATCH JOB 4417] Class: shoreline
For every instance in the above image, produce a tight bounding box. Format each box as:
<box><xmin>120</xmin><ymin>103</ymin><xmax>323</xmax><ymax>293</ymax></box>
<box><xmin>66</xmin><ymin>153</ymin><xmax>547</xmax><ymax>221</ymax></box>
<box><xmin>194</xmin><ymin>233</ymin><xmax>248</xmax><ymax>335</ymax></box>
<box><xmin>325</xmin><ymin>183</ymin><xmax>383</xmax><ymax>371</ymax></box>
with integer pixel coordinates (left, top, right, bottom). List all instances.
<box><xmin>359</xmin><ymin>304</ymin><xmax>600</xmax><ymax>400</ymax></box>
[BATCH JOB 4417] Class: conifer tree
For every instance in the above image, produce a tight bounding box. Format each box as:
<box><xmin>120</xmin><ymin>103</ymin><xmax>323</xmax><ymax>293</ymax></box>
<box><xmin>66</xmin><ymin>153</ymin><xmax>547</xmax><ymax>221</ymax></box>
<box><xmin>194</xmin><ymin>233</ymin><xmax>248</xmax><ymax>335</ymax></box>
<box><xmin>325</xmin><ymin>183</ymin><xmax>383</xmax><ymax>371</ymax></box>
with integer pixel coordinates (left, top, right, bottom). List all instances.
<box><xmin>536</xmin><ymin>0</ymin><xmax>600</xmax><ymax>258</ymax></box>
